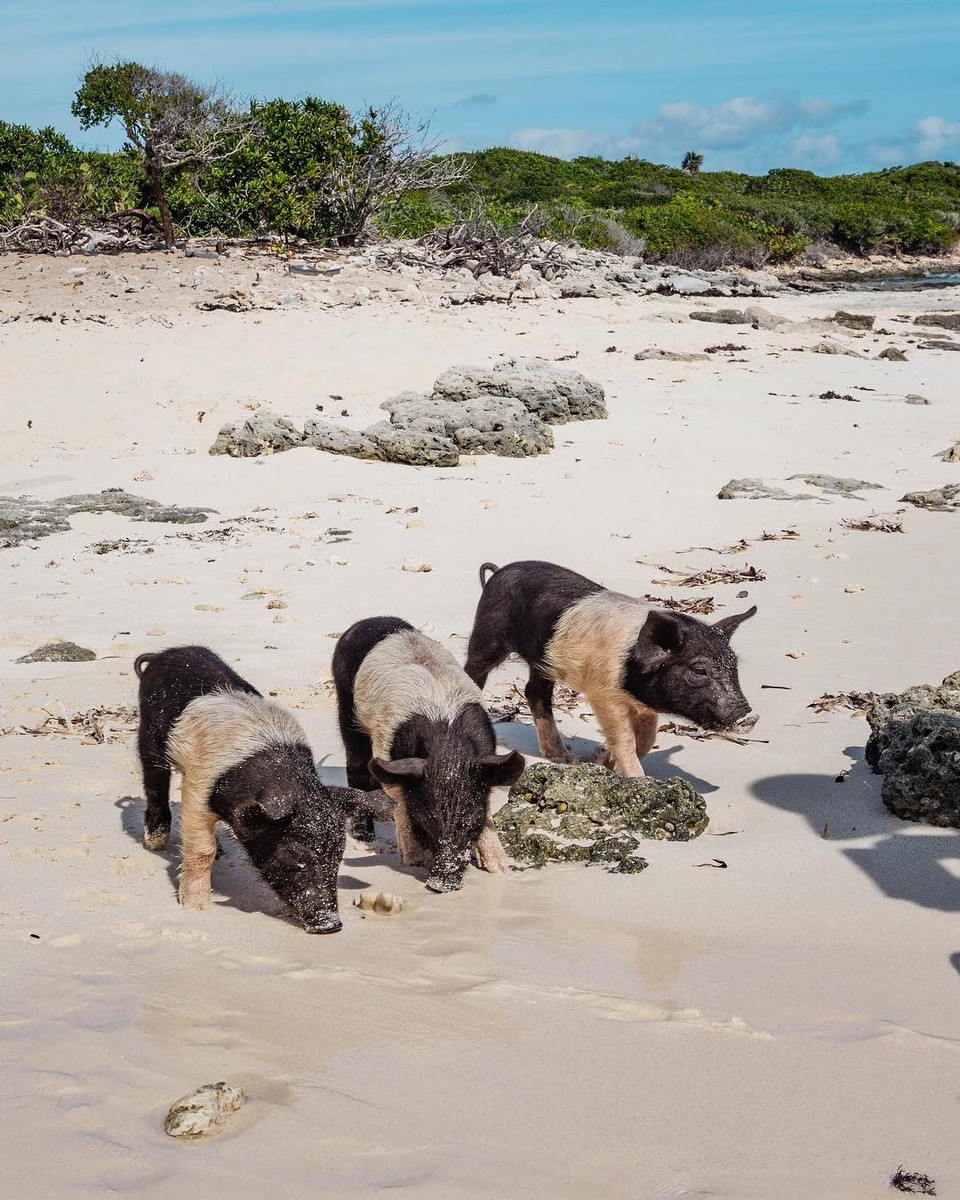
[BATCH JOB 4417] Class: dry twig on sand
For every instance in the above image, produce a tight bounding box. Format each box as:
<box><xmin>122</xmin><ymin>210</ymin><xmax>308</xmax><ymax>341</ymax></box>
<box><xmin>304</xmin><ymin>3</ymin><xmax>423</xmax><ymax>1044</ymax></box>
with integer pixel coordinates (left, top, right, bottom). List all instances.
<box><xmin>658</xmin><ymin>720</ymin><xmax>768</xmax><ymax>746</ymax></box>
<box><xmin>640</xmin><ymin>561</ymin><xmax>766</xmax><ymax>587</ymax></box>
<box><xmin>2</xmin><ymin>705</ymin><xmax>138</xmax><ymax>744</ymax></box>
<box><xmin>489</xmin><ymin>683</ymin><xmax>584</xmax><ymax>723</ymax></box>
<box><xmin>840</xmin><ymin>514</ymin><xmax>905</xmax><ymax>533</ymax></box>
<box><xmin>643</xmin><ymin>593</ymin><xmax>718</xmax><ymax>614</ymax></box>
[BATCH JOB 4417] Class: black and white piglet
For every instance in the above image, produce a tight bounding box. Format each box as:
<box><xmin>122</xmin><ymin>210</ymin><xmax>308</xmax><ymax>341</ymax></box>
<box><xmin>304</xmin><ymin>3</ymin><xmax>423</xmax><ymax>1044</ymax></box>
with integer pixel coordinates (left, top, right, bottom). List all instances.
<box><xmin>332</xmin><ymin>617</ymin><xmax>524</xmax><ymax>893</ymax></box>
<box><xmin>464</xmin><ymin>560</ymin><xmax>756</xmax><ymax>778</ymax></box>
<box><xmin>135</xmin><ymin>645</ymin><xmax>390</xmax><ymax>933</ymax></box>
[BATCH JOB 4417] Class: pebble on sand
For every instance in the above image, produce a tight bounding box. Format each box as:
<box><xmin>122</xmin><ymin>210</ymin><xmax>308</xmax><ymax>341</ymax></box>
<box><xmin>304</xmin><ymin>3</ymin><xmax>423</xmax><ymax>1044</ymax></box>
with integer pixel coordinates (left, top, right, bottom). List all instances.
<box><xmin>164</xmin><ymin>1082</ymin><xmax>245</xmax><ymax>1138</ymax></box>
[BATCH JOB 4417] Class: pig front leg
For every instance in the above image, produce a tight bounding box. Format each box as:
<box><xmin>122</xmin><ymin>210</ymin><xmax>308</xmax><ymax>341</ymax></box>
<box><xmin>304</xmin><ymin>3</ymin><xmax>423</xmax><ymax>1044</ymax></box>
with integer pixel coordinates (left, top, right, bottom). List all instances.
<box><xmin>630</xmin><ymin>701</ymin><xmax>659</xmax><ymax>761</ymax></box>
<box><xmin>474</xmin><ymin>819</ymin><xmax>510</xmax><ymax>874</ymax></box>
<box><xmin>589</xmin><ymin>694</ymin><xmax>644</xmax><ymax>778</ymax></box>
<box><xmin>525</xmin><ymin>669</ymin><xmax>571</xmax><ymax>763</ymax></box>
<box><xmin>142</xmin><ymin>761</ymin><xmax>173</xmax><ymax>851</ymax></box>
<box><xmin>392</xmin><ymin>793</ymin><xmax>431</xmax><ymax>868</ymax></box>
<box><xmin>178</xmin><ymin>781</ymin><xmax>220</xmax><ymax>910</ymax></box>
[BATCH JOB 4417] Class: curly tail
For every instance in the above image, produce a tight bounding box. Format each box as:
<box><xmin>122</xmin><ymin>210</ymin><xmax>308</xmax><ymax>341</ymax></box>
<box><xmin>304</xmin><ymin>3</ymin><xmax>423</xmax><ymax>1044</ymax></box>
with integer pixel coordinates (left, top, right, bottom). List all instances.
<box><xmin>134</xmin><ymin>653</ymin><xmax>156</xmax><ymax>679</ymax></box>
<box><xmin>478</xmin><ymin>562</ymin><xmax>499</xmax><ymax>590</ymax></box>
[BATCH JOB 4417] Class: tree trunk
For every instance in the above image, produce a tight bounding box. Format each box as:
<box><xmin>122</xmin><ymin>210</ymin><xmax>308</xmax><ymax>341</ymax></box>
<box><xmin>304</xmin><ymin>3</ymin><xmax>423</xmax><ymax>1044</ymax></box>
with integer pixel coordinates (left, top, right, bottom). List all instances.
<box><xmin>146</xmin><ymin>158</ymin><xmax>176</xmax><ymax>249</ymax></box>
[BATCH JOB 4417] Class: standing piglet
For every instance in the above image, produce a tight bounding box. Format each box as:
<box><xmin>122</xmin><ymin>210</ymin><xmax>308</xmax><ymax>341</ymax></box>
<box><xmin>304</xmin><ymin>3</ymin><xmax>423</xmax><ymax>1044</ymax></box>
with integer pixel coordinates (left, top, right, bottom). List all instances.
<box><xmin>136</xmin><ymin>645</ymin><xmax>389</xmax><ymax>933</ymax></box>
<box><xmin>332</xmin><ymin>617</ymin><xmax>524</xmax><ymax>892</ymax></box>
<box><xmin>464</xmin><ymin>560</ymin><xmax>756</xmax><ymax>778</ymax></box>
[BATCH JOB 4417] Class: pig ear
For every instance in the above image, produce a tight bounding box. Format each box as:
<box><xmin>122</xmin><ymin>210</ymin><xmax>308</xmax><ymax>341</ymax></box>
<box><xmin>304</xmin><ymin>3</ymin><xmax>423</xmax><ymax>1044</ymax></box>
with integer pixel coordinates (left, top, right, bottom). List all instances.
<box><xmin>327</xmin><ymin>786</ymin><xmax>395</xmax><ymax>821</ymax></box>
<box><xmin>713</xmin><ymin>605</ymin><xmax>757</xmax><ymax>639</ymax></box>
<box><xmin>479</xmin><ymin>749</ymin><xmax>525</xmax><ymax>787</ymax></box>
<box><xmin>369</xmin><ymin>757</ymin><xmax>427</xmax><ymax>786</ymax></box>
<box><xmin>638</xmin><ymin>610</ymin><xmax>685</xmax><ymax>656</ymax></box>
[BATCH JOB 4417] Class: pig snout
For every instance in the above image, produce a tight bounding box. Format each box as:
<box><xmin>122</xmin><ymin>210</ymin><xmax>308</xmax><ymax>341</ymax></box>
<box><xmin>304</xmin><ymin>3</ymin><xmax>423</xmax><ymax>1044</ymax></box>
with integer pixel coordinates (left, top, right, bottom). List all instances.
<box><xmin>303</xmin><ymin>910</ymin><xmax>343</xmax><ymax>934</ymax></box>
<box><xmin>425</xmin><ymin>845</ymin><xmax>467</xmax><ymax>893</ymax></box>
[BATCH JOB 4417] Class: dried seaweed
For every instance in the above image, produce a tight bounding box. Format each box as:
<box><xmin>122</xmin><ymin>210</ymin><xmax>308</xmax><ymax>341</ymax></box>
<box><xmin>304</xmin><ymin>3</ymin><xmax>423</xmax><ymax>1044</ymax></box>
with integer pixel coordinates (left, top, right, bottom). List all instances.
<box><xmin>489</xmin><ymin>683</ymin><xmax>584</xmax><ymax>723</ymax></box>
<box><xmin>643</xmin><ymin>593</ymin><xmax>718</xmax><ymax>614</ymax></box>
<box><xmin>840</xmin><ymin>515</ymin><xmax>904</xmax><ymax>533</ymax></box>
<box><xmin>658</xmin><ymin>721</ymin><xmax>768</xmax><ymax>746</ymax></box>
<box><xmin>2</xmin><ymin>704</ymin><xmax>138</xmax><ymax>744</ymax></box>
<box><xmin>808</xmin><ymin>691</ymin><xmax>876</xmax><ymax>715</ymax></box>
<box><xmin>641</xmin><ymin>561</ymin><xmax>766</xmax><ymax>587</ymax></box>
<box><xmin>890</xmin><ymin>1166</ymin><xmax>937</xmax><ymax>1195</ymax></box>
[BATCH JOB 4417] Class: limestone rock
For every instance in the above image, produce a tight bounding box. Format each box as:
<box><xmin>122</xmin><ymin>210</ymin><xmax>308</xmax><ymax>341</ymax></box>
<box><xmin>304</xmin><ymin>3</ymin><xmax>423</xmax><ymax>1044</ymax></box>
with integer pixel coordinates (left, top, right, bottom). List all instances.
<box><xmin>366</xmin><ymin>423</ymin><xmax>460</xmax><ymax>467</ymax></box>
<box><xmin>661</xmin><ymin>274</ymin><xmax>714</xmax><ymax>296</ymax></box>
<box><xmin>0</xmin><ymin>490</ymin><xmax>212</xmax><ymax>548</ymax></box>
<box><xmin>431</xmin><ymin>357</ymin><xmax>607</xmax><ymax>423</ymax></box>
<box><xmin>164</xmin><ymin>1082</ymin><xmax>245</xmax><ymax>1138</ymax></box>
<box><xmin>495</xmin><ymin>761</ymin><xmax>708</xmax><ymax>872</ymax></box>
<box><xmin>905</xmin><ymin>394</ymin><xmax>933</xmax><ymax>405</ymax></box>
<box><xmin>877</xmin><ymin>347</ymin><xmax>908</xmax><ymax>361</ymax></box>
<box><xmin>302</xmin><ymin>419</ymin><xmax>383</xmax><ymax>460</ymax></box>
<box><xmin>918</xmin><ymin>339</ymin><xmax>960</xmax><ymax>352</ymax></box>
<box><xmin>718</xmin><ymin>478</ymin><xmax>808</xmax><ymax>501</ymax></box>
<box><xmin>914</xmin><ymin>312</ymin><xmax>960</xmax><ymax>332</ymax></box>
<box><xmin>16</xmin><ymin>641</ymin><xmax>96</xmax><ymax>663</ymax></box>
<box><xmin>831</xmin><ymin>311</ymin><xmax>875</xmax><ymax>330</ymax></box>
<box><xmin>865</xmin><ymin>671</ymin><xmax>960</xmax><ymax>827</ymax></box>
<box><xmin>634</xmin><ymin>348</ymin><xmax>709</xmax><ymax>362</ymax></box>
<box><xmin>900</xmin><ymin>483</ymin><xmax>960</xmax><ymax>512</ymax></box>
<box><xmin>354</xmin><ymin>890</ymin><xmax>404</xmax><ymax>914</ymax></box>
<box><xmin>937</xmin><ymin>440</ymin><xmax>960</xmax><ymax>462</ymax></box>
<box><xmin>689</xmin><ymin>308</ymin><xmax>753</xmax><ymax>325</ymax></box>
<box><xmin>787</xmin><ymin>473</ymin><xmax>883</xmax><ymax>496</ymax></box>
<box><xmin>209</xmin><ymin>411</ymin><xmax>303</xmax><ymax>457</ymax></box>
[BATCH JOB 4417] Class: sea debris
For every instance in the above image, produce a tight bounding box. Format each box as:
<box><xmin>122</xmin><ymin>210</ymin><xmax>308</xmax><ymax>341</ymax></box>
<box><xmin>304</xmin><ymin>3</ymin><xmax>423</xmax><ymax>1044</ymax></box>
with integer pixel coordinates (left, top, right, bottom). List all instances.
<box><xmin>840</xmin><ymin>516</ymin><xmax>904</xmax><ymax>533</ymax></box>
<box><xmin>808</xmin><ymin>692</ymin><xmax>875</xmax><ymax>715</ymax></box>
<box><xmin>640</xmin><ymin>561</ymin><xmax>765</xmax><ymax>588</ymax></box>
<box><xmin>658</xmin><ymin>720</ymin><xmax>767</xmax><ymax>746</ymax></box>
<box><xmin>642</xmin><ymin>593</ymin><xmax>718</xmax><ymax>615</ymax></box>
<box><xmin>890</xmin><ymin>1165</ymin><xmax>937</xmax><ymax>1195</ymax></box>
<box><xmin>164</xmin><ymin>1082</ymin><xmax>246</xmax><ymax>1139</ymax></box>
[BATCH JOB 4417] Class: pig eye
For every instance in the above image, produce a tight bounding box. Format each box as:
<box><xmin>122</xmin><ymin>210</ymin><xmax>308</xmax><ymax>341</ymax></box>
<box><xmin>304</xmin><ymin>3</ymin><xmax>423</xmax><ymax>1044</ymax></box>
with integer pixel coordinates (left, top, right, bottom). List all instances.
<box><xmin>689</xmin><ymin>663</ymin><xmax>711</xmax><ymax>678</ymax></box>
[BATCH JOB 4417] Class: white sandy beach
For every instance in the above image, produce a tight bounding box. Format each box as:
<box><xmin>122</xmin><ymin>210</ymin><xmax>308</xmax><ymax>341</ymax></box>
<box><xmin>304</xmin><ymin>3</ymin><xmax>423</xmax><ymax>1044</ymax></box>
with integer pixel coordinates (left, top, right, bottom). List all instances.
<box><xmin>1</xmin><ymin>249</ymin><xmax>959</xmax><ymax>1199</ymax></box>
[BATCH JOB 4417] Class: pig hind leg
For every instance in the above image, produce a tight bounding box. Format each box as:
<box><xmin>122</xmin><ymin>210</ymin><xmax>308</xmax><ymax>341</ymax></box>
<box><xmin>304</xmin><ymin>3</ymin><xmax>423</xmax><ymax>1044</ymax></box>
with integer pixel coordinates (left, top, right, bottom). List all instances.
<box><xmin>142</xmin><ymin>762</ymin><xmax>173</xmax><ymax>850</ymax></box>
<box><xmin>525</xmin><ymin>669</ymin><xmax>571</xmax><ymax>763</ymax></box>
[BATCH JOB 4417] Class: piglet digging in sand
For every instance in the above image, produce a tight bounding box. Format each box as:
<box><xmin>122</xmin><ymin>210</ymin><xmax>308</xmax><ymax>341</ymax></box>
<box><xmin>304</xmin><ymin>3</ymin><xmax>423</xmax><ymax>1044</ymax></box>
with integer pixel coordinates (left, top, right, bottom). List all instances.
<box><xmin>464</xmin><ymin>560</ymin><xmax>756</xmax><ymax>778</ymax></box>
<box><xmin>332</xmin><ymin>617</ymin><xmax>525</xmax><ymax>892</ymax></box>
<box><xmin>135</xmin><ymin>646</ymin><xmax>392</xmax><ymax>933</ymax></box>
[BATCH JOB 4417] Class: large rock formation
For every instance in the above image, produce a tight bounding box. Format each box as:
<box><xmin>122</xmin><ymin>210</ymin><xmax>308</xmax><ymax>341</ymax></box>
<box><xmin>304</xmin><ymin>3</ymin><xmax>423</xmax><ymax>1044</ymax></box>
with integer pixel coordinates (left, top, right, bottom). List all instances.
<box><xmin>495</xmin><ymin>761</ymin><xmax>708</xmax><ymax>873</ymax></box>
<box><xmin>865</xmin><ymin>671</ymin><xmax>960</xmax><ymax>827</ymax></box>
<box><xmin>209</xmin><ymin>358</ymin><xmax>607</xmax><ymax>467</ymax></box>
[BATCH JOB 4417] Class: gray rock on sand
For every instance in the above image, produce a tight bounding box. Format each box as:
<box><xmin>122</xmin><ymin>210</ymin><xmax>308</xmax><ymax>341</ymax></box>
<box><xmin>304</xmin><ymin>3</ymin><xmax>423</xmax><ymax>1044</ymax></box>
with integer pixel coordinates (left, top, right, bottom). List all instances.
<box><xmin>16</xmin><ymin>641</ymin><xmax>96</xmax><ymax>663</ymax></box>
<box><xmin>865</xmin><ymin>671</ymin><xmax>960</xmax><ymax>827</ymax></box>
<box><xmin>918</xmin><ymin>339</ymin><xmax>960</xmax><ymax>352</ymax></box>
<box><xmin>302</xmin><ymin>418</ymin><xmax>383</xmax><ymax>460</ymax></box>
<box><xmin>900</xmin><ymin>483</ymin><xmax>960</xmax><ymax>512</ymax></box>
<box><xmin>689</xmin><ymin>308</ymin><xmax>754</xmax><ymax>325</ymax></box>
<box><xmin>788</xmin><ymin>473</ymin><xmax>883</xmax><ymax>496</ymax></box>
<box><xmin>634</xmin><ymin>348</ymin><xmax>710</xmax><ymax>362</ymax></box>
<box><xmin>495</xmin><ymin>761</ymin><xmax>708</xmax><ymax>873</ymax></box>
<box><xmin>718</xmin><ymin>475</ymin><xmax>882</xmax><ymax>501</ymax></box>
<box><xmin>877</xmin><ymin>347</ymin><xmax>908</xmax><ymax>361</ymax></box>
<box><xmin>830</xmin><ymin>311</ymin><xmax>875</xmax><ymax>331</ymax></box>
<box><xmin>208</xmin><ymin>359</ymin><xmax>605</xmax><ymax>467</ymax></box>
<box><xmin>914</xmin><ymin>312</ymin><xmax>960</xmax><ymax>332</ymax></box>
<box><xmin>209</xmin><ymin>411</ymin><xmax>303</xmax><ymax>457</ymax></box>
<box><xmin>937</xmin><ymin>440</ymin><xmax>960</xmax><ymax>462</ymax></box>
<box><xmin>164</xmin><ymin>1082</ymin><xmax>246</xmax><ymax>1138</ymax></box>
<box><xmin>431</xmin><ymin>357</ymin><xmax>607</xmax><ymax>423</ymax></box>
<box><xmin>905</xmin><ymin>394</ymin><xmax>933</xmax><ymax>405</ymax></box>
<box><xmin>380</xmin><ymin>392</ymin><xmax>554</xmax><ymax>458</ymax></box>
<box><xmin>0</xmin><ymin>489</ymin><xmax>213</xmax><ymax>549</ymax></box>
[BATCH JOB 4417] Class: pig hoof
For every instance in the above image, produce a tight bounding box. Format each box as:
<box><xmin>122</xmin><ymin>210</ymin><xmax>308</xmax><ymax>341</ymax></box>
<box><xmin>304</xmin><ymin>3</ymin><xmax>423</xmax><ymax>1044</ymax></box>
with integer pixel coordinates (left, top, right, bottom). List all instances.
<box><xmin>425</xmin><ymin>874</ymin><xmax>463</xmax><ymax>894</ymax></box>
<box><xmin>178</xmin><ymin>886</ymin><xmax>211</xmax><ymax>911</ymax></box>
<box><xmin>476</xmin><ymin>849</ymin><xmax>509</xmax><ymax>874</ymax></box>
<box><xmin>144</xmin><ymin>826</ymin><xmax>170</xmax><ymax>851</ymax></box>
<box><xmin>304</xmin><ymin>912</ymin><xmax>343</xmax><ymax>934</ymax></box>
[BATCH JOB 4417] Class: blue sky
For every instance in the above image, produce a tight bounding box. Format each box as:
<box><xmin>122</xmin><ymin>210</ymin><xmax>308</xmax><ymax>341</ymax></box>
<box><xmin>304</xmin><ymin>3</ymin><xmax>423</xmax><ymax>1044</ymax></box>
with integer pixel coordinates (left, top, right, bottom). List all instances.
<box><xmin>2</xmin><ymin>0</ymin><xmax>959</xmax><ymax>173</ymax></box>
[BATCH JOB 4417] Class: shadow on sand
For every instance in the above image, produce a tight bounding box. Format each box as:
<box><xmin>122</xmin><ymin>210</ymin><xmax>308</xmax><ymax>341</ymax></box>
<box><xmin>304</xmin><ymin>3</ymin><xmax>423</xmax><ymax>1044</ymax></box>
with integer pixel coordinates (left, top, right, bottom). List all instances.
<box><xmin>751</xmin><ymin>745</ymin><xmax>960</xmax><ymax>915</ymax></box>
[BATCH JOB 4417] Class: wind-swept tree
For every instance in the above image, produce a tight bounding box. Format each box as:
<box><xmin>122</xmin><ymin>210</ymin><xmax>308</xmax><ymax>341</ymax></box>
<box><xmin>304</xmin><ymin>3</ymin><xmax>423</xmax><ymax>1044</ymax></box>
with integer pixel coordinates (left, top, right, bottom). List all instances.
<box><xmin>72</xmin><ymin>61</ymin><xmax>250</xmax><ymax>248</ymax></box>
<box><xmin>320</xmin><ymin>101</ymin><xmax>469</xmax><ymax>244</ymax></box>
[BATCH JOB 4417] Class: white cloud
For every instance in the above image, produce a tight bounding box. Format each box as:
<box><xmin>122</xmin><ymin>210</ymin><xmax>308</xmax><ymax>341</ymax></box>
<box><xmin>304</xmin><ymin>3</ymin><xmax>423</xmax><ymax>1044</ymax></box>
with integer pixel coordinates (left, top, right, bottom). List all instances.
<box><xmin>789</xmin><ymin>134</ymin><xmax>843</xmax><ymax>168</ymax></box>
<box><xmin>508</xmin><ymin>127</ymin><xmax>620</xmax><ymax>159</ymax></box>
<box><xmin>631</xmin><ymin>94</ymin><xmax>868</xmax><ymax>152</ymax></box>
<box><xmin>913</xmin><ymin>115</ymin><xmax>960</xmax><ymax>158</ymax></box>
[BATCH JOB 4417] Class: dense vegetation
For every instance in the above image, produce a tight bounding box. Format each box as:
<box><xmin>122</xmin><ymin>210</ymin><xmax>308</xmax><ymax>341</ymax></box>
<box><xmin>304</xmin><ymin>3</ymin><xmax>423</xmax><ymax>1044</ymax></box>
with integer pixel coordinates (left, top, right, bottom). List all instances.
<box><xmin>2</xmin><ymin>71</ymin><xmax>959</xmax><ymax>265</ymax></box>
